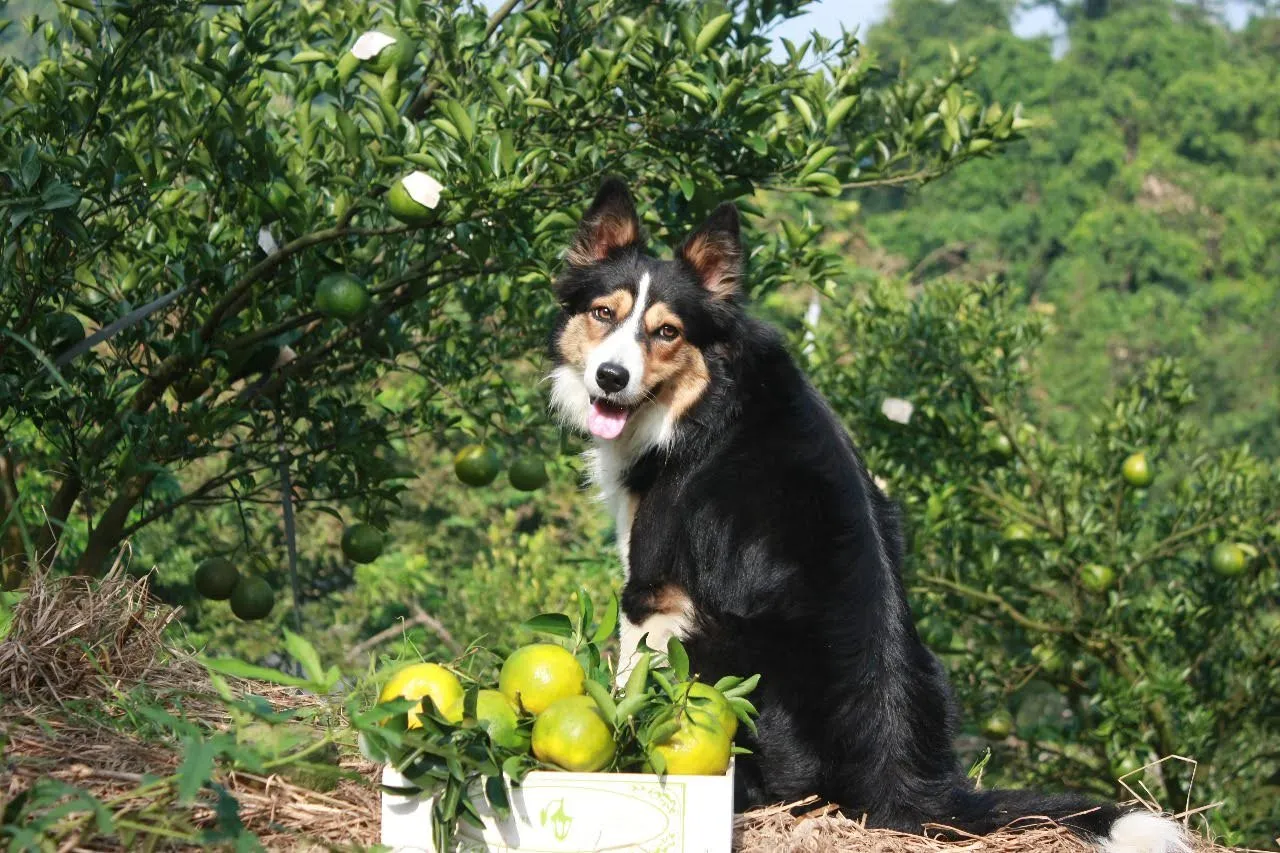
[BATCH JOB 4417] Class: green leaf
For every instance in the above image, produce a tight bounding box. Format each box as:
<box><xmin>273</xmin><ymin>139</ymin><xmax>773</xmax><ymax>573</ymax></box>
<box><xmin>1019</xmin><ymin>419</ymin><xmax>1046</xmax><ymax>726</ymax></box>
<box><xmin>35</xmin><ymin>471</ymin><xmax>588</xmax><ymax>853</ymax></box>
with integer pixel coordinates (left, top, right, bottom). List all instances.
<box><xmin>443</xmin><ymin>100</ymin><xmax>475</xmax><ymax>146</ymax></box>
<box><xmin>484</xmin><ymin>775</ymin><xmax>510</xmax><ymax>818</ymax></box>
<box><xmin>666</xmin><ymin>637</ymin><xmax>690</xmax><ymax>681</ymax></box>
<box><xmin>672</xmin><ymin>80</ymin><xmax>710</xmax><ymax>105</ymax></box>
<box><xmin>591</xmin><ymin>593</ymin><xmax>619</xmax><ymax>645</ymax></box>
<box><xmin>583</xmin><ymin>679</ymin><xmax>618</xmax><ymax>725</ymax></box>
<box><xmin>825</xmin><ymin>95</ymin><xmax>859</xmax><ymax>134</ymax></box>
<box><xmin>201</xmin><ymin>657</ymin><xmax>310</xmax><ymax>688</ymax></box>
<box><xmin>282</xmin><ymin>629</ymin><xmax>324</xmax><ymax>684</ymax></box>
<box><xmin>623</xmin><ymin>651</ymin><xmax>650</xmax><ymax>699</ymax></box>
<box><xmin>721</xmin><ymin>673</ymin><xmax>760</xmax><ymax>699</ymax></box>
<box><xmin>693</xmin><ymin>13</ymin><xmax>733</xmax><ymax>55</ymax></box>
<box><xmin>520</xmin><ymin>613</ymin><xmax>574</xmax><ymax>638</ymax></box>
<box><xmin>677</xmin><ymin>175</ymin><xmax>696</xmax><ymax>201</ymax></box>
<box><xmin>798</xmin><ymin>146</ymin><xmax>838</xmax><ymax>180</ymax></box>
<box><xmin>291</xmin><ymin>50</ymin><xmax>330</xmax><ymax>64</ymax></box>
<box><xmin>789</xmin><ymin>95</ymin><xmax>815</xmax><ymax>131</ymax></box>
<box><xmin>176</xmin><ymin>737</ymin><xmax>216</xmax><ymax>804</ymax></box>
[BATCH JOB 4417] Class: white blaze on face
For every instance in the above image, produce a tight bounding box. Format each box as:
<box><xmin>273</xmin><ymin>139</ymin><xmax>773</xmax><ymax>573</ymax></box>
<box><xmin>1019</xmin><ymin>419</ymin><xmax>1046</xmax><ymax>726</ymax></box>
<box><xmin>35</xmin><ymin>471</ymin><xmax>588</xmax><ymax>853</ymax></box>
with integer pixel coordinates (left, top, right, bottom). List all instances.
<box><xmin>585</xmin><ymin>271</ymin><xmax>650</xmax><ymax>402</ymax></box>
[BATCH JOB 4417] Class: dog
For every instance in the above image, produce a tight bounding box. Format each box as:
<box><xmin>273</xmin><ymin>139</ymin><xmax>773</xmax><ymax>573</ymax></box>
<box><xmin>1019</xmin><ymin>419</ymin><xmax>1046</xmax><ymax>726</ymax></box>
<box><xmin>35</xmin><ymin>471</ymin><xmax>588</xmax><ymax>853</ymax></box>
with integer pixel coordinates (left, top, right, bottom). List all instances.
<box><xmin>549</xmin><ymin>178</ymin><xmax>1191</xmax><ymax>852</ymax></box>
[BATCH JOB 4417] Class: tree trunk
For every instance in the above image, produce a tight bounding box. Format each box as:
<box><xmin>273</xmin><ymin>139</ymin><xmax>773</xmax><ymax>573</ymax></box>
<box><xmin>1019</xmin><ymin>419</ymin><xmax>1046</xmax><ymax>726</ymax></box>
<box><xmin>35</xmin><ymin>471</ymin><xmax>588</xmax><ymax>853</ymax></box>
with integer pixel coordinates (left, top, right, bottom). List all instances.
<box><xmin>73</xmin><ymin>471</ymin><xmax>157</xmax><ymax>576</ymax></box>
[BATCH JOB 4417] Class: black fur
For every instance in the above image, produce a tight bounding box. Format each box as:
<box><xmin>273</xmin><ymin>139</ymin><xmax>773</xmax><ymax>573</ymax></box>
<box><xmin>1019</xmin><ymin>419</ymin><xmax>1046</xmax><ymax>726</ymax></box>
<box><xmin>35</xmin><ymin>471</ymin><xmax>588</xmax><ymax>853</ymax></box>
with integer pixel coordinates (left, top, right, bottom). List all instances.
<box><xmin>551</xmin><ymin>180</ymin><xmax>1133</xmax><ymax>842</ymax></box>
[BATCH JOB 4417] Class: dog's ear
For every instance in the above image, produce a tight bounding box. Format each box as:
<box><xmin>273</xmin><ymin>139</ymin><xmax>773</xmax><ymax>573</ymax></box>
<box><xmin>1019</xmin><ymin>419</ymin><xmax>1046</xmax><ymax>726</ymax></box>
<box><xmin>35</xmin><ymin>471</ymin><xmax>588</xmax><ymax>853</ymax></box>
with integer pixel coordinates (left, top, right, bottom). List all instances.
<box><xmin>567</xmin><ymin>178</ymin><xmax>643</xmax><ymax>267</ymax></box>
<box><xmin>679</xmin><ymin>202</ymin><xmax>742</xmax><ymax>300</ymax></box>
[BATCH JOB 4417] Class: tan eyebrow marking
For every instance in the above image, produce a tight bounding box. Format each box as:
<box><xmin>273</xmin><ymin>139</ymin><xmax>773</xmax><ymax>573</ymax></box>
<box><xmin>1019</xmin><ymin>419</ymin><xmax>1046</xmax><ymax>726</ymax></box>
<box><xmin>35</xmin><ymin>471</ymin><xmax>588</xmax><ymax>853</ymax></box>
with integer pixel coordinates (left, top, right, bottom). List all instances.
<box><xmin>644</xmin><ymin>302</ymin><xmax>684</xmax><ymax>335</ymax></box>
<box><xmin>591</xmin><ymin>288</ymin><xmax>634</xmax><ymax>323</ymax></box>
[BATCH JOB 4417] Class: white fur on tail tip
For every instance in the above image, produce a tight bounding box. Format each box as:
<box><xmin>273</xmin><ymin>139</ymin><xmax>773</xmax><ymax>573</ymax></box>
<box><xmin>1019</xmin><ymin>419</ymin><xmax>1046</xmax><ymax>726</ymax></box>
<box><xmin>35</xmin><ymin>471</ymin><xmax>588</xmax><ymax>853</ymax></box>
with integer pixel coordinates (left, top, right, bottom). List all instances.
<box><xmin>1098</xmin><ymin>812</ymin><xmax>1193</xmax><ymax>853</ymax></box>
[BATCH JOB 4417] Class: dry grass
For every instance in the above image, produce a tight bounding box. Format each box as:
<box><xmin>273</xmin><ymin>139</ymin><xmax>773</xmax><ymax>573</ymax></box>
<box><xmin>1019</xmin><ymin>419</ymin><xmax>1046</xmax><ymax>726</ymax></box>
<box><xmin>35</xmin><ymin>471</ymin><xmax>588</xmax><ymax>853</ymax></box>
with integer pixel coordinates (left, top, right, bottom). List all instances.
<box><xmin>0</xmin><ymin>567</ymin><xmax>1260</xmax><ymax>851</ymax></box>
<box><xmin>736</xmin><ymin>797</ymin><xmax>1247</xmax><ymax>852</ymax></box>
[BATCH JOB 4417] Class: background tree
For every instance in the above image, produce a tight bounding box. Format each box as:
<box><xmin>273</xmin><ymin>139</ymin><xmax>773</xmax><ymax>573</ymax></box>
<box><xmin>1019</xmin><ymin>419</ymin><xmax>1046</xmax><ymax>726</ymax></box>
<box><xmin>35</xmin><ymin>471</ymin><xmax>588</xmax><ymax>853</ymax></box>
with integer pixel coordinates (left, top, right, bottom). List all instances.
<box><xmin>0</xmin><ymin>0</ymin><xmax>1015</xmax><ymax>583</ymax></box>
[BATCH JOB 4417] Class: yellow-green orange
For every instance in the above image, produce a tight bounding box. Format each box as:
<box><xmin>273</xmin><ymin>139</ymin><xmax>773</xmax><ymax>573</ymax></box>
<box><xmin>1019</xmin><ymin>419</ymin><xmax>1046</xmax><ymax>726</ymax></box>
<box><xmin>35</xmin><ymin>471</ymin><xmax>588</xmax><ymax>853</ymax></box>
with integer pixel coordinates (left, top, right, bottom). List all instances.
<box><xmin>1121</xmin><ymin>452</ymin><xmax>1153</xmax><ymax>487</ymax></box>
<box><xmin>498</xmin><ymin>643</ymin><xmax>585</xmax><ymax>714</ymax></box>
<box><xmin>194</xmin><ymin>557</ymin><xmax>240</xmax><ymax>601</ymax></box>
<box><xmin>229</xmin><ymin>576</ymin><xmax>275</xmax><ymax>621</ymax></box>
<box><xmin>531</xmin><ymin>695</ymin><xmax>615</xmax><ymax>772</ymax></box>
<box><xmin>1079</xmin><ymin>563</ymin><xmax>1116</xmax><ymax>593</ymax></box>
<box><xmin>474</xmin><ymin>689</ymin><xmax>528</xmax><ymax>750</ymax></box>
<box><xmin>341</xmin><ymin>523</ymin><xmax>383</xmax><ymax>564</ymax></box>
<box><xmin>379</xmin><ymin>663</ymin><xmax>464</xmax><ymax>727</ymax></box>
<box><xmin>646</xmin><ymin>711</ymin><xmax>731</xmax><ymax>776</ymax></box>
<box><xmin>677</xmin><ymin>682</ymin><xmax>737</xmax><ymax>740</ymax></box>
<box><xmin>1210</xmin><ymin>542</ymin><xmax>1247</xmax><ymax>577</ymax></box>
<box><xmin>981</xmin><ymin>709</ymin><xmax>1015</xmax><ymax>739</ymax></box>
<box><xmin>454</xmin><ymin>444</ymin><xmax>500</xmax><ymax>487</ymax></box>
<box><xmin>387</xmin><ymin>176</ymin><xmax>435</xmax><ymax>224</ymax></box>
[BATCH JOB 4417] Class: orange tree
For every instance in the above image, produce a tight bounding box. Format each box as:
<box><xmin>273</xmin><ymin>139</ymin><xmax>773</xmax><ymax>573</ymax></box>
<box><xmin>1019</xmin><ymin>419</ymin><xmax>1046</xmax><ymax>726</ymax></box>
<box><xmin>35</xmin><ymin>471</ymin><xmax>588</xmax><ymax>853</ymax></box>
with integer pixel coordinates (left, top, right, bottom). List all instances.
<box><xmin>799</xmin><ymin>275</ymin><xmax>1278</xmax><ymax>844</ymax></box>
<box><xmin>0</xmin><ymin>0</ymin><xmax>1020</xmax><ymax>586</ymax></box>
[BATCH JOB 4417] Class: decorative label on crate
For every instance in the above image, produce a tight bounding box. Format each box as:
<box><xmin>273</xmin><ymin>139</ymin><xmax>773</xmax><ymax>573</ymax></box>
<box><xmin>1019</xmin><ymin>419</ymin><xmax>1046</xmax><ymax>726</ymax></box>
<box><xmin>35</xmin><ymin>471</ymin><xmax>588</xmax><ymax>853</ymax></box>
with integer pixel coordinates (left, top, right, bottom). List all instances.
<box><xmin>381</xmin><ymin>762</ymin><xmax>735</xmax><ymax>853</ymax></box>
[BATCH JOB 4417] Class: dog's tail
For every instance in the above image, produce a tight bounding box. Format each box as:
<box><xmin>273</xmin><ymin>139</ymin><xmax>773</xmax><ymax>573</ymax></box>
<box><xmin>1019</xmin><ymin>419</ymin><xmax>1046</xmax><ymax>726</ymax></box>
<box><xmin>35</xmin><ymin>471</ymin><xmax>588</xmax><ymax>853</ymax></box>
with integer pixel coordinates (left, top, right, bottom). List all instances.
<box><xmin>937</xmin><ymin>786</ymin><xmax>1192</xmax><ymax>853</ymax></box>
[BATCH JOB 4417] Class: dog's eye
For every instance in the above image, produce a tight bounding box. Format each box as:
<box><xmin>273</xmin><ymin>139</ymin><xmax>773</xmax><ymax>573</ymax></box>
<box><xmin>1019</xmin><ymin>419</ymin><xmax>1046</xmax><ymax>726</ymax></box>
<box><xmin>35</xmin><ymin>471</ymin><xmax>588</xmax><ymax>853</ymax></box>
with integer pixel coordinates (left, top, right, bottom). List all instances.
<box><xmin>591</xmin><ymin>305</ymin><xmax>614</xmax><ymax>322</ymax></box>
<box><xmin>655</xmin><ymin>324</ymin><xmax>681</xmax><ymax>341</ymax></box>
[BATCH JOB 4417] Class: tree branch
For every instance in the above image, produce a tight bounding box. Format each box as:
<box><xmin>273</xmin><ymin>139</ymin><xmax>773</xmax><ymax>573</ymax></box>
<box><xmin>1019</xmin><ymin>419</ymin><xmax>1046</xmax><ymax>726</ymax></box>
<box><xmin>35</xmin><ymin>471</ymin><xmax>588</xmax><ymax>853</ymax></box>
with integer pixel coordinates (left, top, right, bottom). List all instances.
<box><xmin>916</xmin><ymin>572</ymin><xmax>1066</xmax><ymax>634</ymax></box>
<box><xmin>345</xmin><ymin>606</ymin><xmax>463</xmax><ymax>661</ymax></box>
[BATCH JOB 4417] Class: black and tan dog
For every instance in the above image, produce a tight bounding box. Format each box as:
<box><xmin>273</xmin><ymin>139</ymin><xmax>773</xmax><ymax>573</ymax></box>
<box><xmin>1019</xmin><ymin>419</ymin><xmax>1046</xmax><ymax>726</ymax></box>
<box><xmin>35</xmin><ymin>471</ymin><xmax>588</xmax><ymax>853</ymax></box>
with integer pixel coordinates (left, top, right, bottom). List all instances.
<box><xmin>549</xmin><ymin>178</ymin><xmax>1189</xmax><ymax>852</ymax></box>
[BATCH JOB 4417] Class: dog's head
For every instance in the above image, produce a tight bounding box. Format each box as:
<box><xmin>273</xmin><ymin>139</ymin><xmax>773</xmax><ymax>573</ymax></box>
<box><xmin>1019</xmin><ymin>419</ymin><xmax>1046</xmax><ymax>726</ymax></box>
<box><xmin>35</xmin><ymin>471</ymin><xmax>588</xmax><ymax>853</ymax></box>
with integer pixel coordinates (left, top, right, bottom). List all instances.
<box><xmin>549</xmin><ymin>178</ymin><xmax>743</xmax><ymax>450</ymax></box>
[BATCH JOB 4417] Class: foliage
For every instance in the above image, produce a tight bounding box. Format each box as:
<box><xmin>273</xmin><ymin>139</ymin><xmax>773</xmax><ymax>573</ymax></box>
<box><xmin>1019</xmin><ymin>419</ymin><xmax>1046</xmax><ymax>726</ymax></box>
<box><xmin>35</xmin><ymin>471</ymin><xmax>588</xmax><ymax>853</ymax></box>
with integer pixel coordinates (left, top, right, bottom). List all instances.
<box><xmin>853</xmin><ymin>0</ymin><xmax>1280</xmax><ymax>453</ymax></box>
<box><xmin>0</xmin><ymin>0</ymin><xmax>1018</xmax><ymax>585</ymax></box>
<box><xmin>801</xmin><ymin>275</ymin><xmax>1279</xmax><ymax>845</ymax></box>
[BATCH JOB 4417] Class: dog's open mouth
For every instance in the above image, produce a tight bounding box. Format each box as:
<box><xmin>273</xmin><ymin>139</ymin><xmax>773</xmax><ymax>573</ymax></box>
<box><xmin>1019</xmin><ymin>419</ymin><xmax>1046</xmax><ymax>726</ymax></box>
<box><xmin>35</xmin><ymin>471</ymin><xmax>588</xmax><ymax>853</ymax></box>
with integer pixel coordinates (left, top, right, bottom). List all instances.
<box><xmin>587</xmin><ymin>398</ymin><xmax>633</xmax><ymax>440</ymax></box>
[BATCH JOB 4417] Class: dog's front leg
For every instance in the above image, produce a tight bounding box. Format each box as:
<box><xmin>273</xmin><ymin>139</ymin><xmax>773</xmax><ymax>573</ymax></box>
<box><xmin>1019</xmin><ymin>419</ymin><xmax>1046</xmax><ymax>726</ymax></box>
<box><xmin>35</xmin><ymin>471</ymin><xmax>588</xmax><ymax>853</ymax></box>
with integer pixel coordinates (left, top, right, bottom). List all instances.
<box><xmin>614</xmin><ymin>583</ymin><xmax>697</xmax><ymax>686</ymax></box>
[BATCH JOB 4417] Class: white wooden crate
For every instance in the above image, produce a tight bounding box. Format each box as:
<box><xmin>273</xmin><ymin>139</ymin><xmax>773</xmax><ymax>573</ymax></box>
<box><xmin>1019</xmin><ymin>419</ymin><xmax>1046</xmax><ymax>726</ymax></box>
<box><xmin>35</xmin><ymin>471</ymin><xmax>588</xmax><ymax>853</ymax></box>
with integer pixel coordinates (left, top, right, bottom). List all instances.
<box><xmin>380</xmin><ymin>760</ymin><xmax>735</xmax><ymax>853</ymax></box>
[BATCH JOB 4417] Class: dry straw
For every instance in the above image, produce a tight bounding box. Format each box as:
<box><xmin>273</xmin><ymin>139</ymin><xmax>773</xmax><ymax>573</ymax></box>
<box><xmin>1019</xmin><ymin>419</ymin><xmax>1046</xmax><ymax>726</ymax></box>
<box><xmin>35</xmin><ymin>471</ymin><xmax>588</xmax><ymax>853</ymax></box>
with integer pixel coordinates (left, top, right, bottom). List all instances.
<box><xmin>0</xmin><ymin>565</ymin><xmax>1256</xmax><ymax>851</ymax></box>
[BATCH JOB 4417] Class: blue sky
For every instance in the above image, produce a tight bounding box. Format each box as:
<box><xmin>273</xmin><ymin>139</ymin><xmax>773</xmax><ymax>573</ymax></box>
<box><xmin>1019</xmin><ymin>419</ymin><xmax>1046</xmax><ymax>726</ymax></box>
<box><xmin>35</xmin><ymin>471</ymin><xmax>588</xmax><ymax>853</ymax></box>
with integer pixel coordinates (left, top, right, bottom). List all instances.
<box><xmin>768</xmin><ymin>0</ymin><xmax>1257</xmax><ymax>55</ymax></box>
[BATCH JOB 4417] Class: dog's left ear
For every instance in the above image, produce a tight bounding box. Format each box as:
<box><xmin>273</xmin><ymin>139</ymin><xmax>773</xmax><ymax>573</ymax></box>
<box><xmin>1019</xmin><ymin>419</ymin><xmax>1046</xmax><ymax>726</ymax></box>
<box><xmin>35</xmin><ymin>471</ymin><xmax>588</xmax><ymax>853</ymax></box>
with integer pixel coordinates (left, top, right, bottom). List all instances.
<box><xmin>679</xmin><ymin>202</ymin><xmax>742</xmax><ymax>300</ymax></box>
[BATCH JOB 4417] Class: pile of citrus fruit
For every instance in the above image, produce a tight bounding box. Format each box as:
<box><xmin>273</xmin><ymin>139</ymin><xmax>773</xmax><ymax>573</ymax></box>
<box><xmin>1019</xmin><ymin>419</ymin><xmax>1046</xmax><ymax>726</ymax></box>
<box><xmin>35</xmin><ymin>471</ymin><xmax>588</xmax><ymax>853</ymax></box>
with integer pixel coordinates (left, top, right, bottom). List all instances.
<box><xmin>361</xmin><ymin>595</ymin><xmax>758</xmax><ymax>846</ymax></box>
<box><xmin>374</xmin><ymin>640</ymin><xmax>752</xmax><ymax>777</ymax></box>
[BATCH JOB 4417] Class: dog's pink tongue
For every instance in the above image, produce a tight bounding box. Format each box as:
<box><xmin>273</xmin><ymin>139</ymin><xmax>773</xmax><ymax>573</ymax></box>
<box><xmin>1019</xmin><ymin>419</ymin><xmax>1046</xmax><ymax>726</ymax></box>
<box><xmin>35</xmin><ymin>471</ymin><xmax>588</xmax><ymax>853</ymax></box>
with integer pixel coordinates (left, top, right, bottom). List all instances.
<box><xmin>588</xmin><ymin>401</ymin><xmax>629</xmax><ymax>440</ymax></box>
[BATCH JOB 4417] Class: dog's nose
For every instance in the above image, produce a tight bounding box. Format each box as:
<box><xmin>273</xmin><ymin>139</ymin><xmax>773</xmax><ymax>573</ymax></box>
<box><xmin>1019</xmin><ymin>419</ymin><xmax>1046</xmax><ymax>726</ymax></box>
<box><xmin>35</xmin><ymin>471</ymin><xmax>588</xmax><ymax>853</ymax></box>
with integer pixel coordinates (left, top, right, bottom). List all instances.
<box><xmin>595</xmin><ymin>362</ymin><xmax>630</xmax><ymax>393</ymax></box>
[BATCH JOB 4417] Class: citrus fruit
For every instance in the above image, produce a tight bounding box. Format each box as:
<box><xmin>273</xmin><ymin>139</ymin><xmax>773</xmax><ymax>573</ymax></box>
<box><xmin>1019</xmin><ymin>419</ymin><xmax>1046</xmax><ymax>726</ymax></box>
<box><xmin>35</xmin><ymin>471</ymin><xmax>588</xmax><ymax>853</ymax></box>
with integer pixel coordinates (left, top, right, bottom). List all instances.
<box><xmin>1121</xmin><ymin>452</ymin><xmax>1153</xmax><ymax>487</ymax></box>
<box><xmin>981</xmin><ymin>709</ymin><xmax>1015</xmax><ymax>739</ymax></box>
<box><xmin>1031</xmin><ymin>642</ymin><xmax>1065</xmax><ymax>674</ymax></box>
<box><xmin>229</xmin><ymin>576</ymin><xmax>275</xmax><ymax>621</ymax></box>
<box><xmin>646</xmin><ymin>710</ymin><xmax>732</xmax><ymax>776</ymax></box>
<box><xmin>1079</xmin><ymin>562</ymin><xmax>1116</xmax><ymax>593</ymax></box>
<box><xmin>362</xmin><ymin>29</ymin><xmax>416</xmax><ymax>74</ymax></box>
<box><xmin>379</xmin><ymin>662</ymin><xmax>464</xmax><ymax>727</ymax></box>
<box><xmin>386</xmin><ymin>174</ymin><xmax>438</xmax><ymax>224</ymax></box>
<box><xmin>41</xmin><ymin>312</ymin><xmax>84</xmax><ymax>354</ymax></box>
<box><xmin>498</xmin><ymin>643</ymin><xmax>585</xmax><ymax>714</ymax></box>
<box><xmin>986</xmin><ymin>431</ymin><xmax>1014</xmax><ymax>459</ymax></box>
<box><xmin>315</xmin><ymin>273</ymin><xmax>370</xmax><ymax>321</ymax></box>
<box><xmin>1001</xmin><ymin>522</ymin><xmax>1035</xmax><ymax>543</ymax></box>
<box><xmin>454</xmin><ymin>445</ymin><xmax>500</xmax><ymax>487</ymax></box>
<box><xmin>677</xmin><ymin>682</ymin><xmax>737</xmax><ymax>740</ymax></box>
<box><xmin>474</xmin><ymin>688</ymin><xmax>528</xmax><ymax>750</ymax></box>
<box><xmin>194</xmin><ymin>557</ymin><xmax>240</xmax><ymax>601</ymax></box>
<box><xmin>1209</xmin><ymin>542</ymin><xmax>1247</xmax><ymax>577</ymax></box>
<box><xmin>341</xmin><ymin>522</ymin><xmax>383</xmax><ymax>564</ymax></box>
<box><xmin>508</xmin><ymin>456</ymin><xmax>548</xmax><ymax>491</ymax></box>
<box><xmin>531</xmin><ymin>695</ymin><xmax>616</xmax><ymax>772</ymax></box>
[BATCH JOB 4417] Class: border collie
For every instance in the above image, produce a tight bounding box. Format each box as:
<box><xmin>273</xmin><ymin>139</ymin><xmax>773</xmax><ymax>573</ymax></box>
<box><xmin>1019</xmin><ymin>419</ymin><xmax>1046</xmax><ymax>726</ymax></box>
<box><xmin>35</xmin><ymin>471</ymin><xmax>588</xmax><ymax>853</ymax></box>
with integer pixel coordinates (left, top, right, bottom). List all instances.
<box><xmin>549</xmin><ymin>178</ymin><xmax>1191</xmax><ymax>852</ymax></box>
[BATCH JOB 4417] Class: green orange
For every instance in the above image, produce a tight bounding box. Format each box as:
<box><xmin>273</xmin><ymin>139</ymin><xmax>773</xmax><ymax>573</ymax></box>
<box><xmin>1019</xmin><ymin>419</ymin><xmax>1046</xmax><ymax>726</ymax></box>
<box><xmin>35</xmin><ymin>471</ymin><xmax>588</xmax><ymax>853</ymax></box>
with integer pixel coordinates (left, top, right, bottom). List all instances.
<box><xmin>531</xmin><ymin>695</ymin><xmax>615</xmax><ymax>772</ymax></box>
<box><xmin>499</xmin><ymin>643</ymin><xmax>585</xmax><ymax>715</ymax></box>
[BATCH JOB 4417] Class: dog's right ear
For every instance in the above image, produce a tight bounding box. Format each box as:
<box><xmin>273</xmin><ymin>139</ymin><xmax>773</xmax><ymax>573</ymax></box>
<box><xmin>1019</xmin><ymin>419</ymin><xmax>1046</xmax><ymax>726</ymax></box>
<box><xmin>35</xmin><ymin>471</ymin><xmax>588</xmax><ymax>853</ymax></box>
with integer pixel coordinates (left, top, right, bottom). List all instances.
<box><xmin>566</xmin><ymin>178</ymin><xmax>643</xmax><ymax>267</ymax></box>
